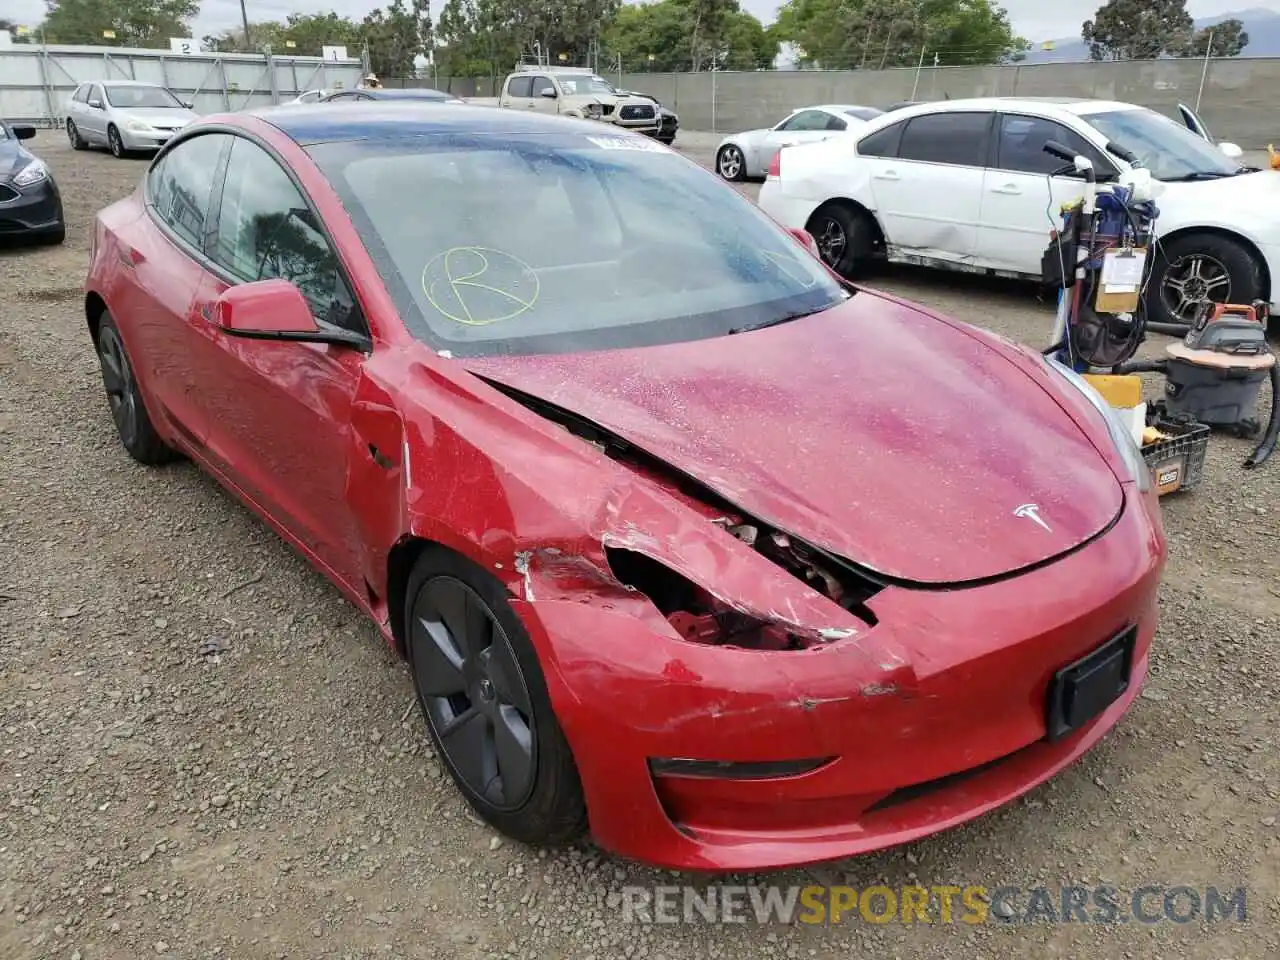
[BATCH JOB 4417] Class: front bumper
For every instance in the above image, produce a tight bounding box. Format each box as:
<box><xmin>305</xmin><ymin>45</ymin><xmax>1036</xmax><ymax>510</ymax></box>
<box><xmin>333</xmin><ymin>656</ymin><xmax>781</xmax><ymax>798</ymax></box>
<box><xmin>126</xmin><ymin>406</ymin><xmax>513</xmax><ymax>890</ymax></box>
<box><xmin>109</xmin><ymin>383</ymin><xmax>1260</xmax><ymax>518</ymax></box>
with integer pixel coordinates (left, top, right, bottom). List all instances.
<box><xmin>517</xmin><ymin>488</ymin><xmax>1165</xmax><ymax>871</ymax></box>
<box><xmin>119</xmin><ymin>126</ymin><xmax>183</xmax><ymax>151</ymax></box>
<box><xmin>0</xmin><ymin>175</ymin><xmax>64</xmax><ymax>238</ymax></box>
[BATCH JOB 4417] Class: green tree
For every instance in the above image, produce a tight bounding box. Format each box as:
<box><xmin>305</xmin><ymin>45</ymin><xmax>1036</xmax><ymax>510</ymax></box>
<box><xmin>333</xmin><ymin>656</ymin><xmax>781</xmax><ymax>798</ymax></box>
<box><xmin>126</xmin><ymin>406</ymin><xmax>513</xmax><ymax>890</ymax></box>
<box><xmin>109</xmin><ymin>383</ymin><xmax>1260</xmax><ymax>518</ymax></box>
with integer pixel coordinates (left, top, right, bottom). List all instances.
<box><xmin>773</xmin><ymin>0</ymin><xmax>1025</xmax><ymax>70</ymax></box>
<box><xmin>1082</xmin><ymin>0</ymin><xmax>1193</xmax><ymax>60</ymax></box>
<box><xmin>206</xmin><ymin>13</ymin><xmax>363</xmax><ymax>55</ymax></box>
<box><xmin>603</xmin><ymin>0</ymin><xmax>777</xmax><ymax>71</ymax></box>
<box><xmin>39</xmin><ymin>0</ymin><xmax>199</xmax><ymax>46</ymax></box>
<box><xmin>363</xmin><ymin>0</ymin><xmax>427</xmax><ymax>76</ymax></box>
<box><xmin>1179</xmin><ymin>18</ymin><xmax>1249</xmax><ymax>58</ymax></box>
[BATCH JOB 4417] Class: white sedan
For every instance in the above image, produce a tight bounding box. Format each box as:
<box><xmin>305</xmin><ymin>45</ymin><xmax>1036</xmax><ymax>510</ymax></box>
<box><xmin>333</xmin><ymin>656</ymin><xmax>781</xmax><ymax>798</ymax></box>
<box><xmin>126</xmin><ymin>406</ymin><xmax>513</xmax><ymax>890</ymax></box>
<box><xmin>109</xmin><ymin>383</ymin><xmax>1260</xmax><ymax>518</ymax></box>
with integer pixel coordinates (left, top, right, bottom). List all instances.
<box><xmin>758</xmin><ymin>97</ymin><xmax>1278</xmax><ymax>326</ymax></box>
<box><xmin>714</xmin><ymin>104</ymin><xmax>883</xmax><ymax>181</ymax></box>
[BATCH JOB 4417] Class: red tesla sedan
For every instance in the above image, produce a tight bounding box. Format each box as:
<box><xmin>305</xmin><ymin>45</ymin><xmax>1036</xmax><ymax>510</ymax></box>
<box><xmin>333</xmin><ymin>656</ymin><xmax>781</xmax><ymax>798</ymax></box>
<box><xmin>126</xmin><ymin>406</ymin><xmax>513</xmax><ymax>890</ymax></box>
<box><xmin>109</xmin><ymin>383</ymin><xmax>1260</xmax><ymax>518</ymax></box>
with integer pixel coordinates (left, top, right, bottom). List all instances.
<box><xmin>83</xmin><ymin>103</ymin><xmax>1166</xmax><ymax>872</ymax></box>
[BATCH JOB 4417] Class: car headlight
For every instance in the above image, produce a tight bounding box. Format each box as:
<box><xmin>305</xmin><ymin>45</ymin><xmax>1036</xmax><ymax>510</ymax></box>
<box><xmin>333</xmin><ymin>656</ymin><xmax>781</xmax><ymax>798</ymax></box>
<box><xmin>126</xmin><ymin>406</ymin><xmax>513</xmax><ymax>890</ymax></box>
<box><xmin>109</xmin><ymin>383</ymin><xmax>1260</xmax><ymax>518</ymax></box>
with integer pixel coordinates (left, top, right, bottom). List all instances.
<box><xmin>1046</xmin><ymin>356</ymin><xmax>1150</xmax><ymax>492</ymax></box>
<box><xmin>124</xmin><ymin>118</ymin><xmax>153</xmax><ymax>132</ymax></box>
<box><xmin>12</xmin><ymin>159</ymin><xmax>48</xmax><ymax>187</ymax></box>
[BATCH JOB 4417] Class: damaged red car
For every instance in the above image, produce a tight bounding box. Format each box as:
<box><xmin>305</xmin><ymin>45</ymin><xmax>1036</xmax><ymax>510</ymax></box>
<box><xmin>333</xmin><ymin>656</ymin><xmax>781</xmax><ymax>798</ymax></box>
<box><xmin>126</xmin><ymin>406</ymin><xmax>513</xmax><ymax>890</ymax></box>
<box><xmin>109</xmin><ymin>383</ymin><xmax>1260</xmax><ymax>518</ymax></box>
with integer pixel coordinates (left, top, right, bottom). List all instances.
<box><xmin>83</xmin><ymin>103</ymin><xmax>1166</xmax><ymax>872</ymax></box>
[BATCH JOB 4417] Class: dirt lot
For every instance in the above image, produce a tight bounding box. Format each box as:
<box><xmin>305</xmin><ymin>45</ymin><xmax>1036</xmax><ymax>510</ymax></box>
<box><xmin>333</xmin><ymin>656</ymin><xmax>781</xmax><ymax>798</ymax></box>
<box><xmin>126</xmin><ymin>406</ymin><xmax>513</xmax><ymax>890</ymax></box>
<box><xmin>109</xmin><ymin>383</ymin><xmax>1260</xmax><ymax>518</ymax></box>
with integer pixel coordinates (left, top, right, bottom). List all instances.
<box><xmin>2</xmin><ymin>128</ymin><xmax>1279</xmax><ymax>960</ymax></box>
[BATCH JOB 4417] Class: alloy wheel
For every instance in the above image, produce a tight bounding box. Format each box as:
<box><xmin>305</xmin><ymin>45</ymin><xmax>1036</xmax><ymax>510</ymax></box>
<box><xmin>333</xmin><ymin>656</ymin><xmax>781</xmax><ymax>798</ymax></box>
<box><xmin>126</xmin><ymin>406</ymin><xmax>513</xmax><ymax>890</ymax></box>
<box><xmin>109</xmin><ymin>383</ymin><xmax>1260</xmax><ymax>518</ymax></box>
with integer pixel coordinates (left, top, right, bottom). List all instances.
<box><xmin>1160</xmin><ymin>253</ymin><xmax>1230</xmax><ymax>322</ymax></box>
<box><xmin>109</xmin><ymin>127</ymin><xmax>123</xmax><ymax>158</ymax></box>
<box><xmin>811</xmin><ymin>217</ymin><xmax>847</xmax><ymax>267</ymax></box>
<box><xmin>66</xmin><ymin>121</ymin><xmax>79</xmax><ymax>148</ymax></box>
<box><xmin>718</xmin><ymin>146</ymin><xmax>743</xmax><ymax>180</ymax></box>
<box><xmin>97</xmin><ymin>326</ymin><xmax>138</xmax><ymax>448</ymax></box>
<box><xmin>410</xmin><ymin>576</ymin><xmax>537</xmax><ymax>812</ymax></box>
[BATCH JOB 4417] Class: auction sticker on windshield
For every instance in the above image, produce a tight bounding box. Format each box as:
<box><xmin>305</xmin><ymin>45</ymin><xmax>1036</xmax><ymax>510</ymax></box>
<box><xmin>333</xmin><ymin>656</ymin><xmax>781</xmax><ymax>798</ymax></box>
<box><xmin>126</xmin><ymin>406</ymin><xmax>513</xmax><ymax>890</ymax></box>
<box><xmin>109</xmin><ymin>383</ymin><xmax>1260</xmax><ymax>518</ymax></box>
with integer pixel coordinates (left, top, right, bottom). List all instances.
<box><xmin>585</xmin><ymin>136</ymin><xmax>670</xmax><ymax>152</ymax></box>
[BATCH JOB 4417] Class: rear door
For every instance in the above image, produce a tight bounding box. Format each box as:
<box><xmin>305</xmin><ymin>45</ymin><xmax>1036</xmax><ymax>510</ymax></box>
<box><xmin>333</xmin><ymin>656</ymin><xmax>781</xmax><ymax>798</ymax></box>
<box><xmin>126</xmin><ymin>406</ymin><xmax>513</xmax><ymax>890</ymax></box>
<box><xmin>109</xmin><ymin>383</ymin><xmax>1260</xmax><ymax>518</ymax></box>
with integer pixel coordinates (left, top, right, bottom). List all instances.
<box><xmin>122</xmin><ymin>131</ymin><xmax>235</xmax><ymax>443</ymax></box>
<box><xmin>504</xmin><ymin>74</ymin><xmax>535</xmax><ymax>110</ymax></box>
<box><xmin>864</xmin><ymin>109</ymin><xmax>992</xmax><ymax>264</ymax></box>
<box><xmin>978</xmin><ymin>112</ymin><xmax>1117</xmax><ymax>274</ymax></box>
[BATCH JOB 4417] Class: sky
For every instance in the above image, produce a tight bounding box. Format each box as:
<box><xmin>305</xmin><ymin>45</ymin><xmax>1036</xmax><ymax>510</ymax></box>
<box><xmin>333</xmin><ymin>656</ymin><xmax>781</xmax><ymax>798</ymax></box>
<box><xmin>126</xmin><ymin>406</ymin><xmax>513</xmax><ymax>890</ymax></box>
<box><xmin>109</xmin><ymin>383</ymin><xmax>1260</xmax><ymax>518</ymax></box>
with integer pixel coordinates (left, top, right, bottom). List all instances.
<box><xmin>5</xmin><ymin>0</ymin><xmax>1280</xmax><ymax>45</ymax></box>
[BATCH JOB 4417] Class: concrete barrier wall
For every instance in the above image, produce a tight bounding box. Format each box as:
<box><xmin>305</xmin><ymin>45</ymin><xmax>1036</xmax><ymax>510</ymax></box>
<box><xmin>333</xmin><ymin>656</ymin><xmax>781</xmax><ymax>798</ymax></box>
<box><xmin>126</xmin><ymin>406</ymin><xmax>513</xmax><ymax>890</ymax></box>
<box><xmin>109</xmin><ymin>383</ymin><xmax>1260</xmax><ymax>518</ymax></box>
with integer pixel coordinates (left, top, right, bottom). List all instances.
<box><xmin>430</xmin><ymin>58</ymin><xmax>1280</xmax><ymax>147</ymax></box>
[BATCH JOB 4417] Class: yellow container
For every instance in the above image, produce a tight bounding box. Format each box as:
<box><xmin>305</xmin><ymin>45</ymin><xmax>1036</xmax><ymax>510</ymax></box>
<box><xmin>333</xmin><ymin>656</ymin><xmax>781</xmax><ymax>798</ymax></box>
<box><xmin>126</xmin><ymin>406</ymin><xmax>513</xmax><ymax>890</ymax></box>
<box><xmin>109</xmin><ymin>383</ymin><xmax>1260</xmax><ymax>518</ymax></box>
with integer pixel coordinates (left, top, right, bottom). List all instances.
<box><xmin>1083</xmin><ymin>373</ymin><xmax>1143</xmax><ymax>410</ymax></box>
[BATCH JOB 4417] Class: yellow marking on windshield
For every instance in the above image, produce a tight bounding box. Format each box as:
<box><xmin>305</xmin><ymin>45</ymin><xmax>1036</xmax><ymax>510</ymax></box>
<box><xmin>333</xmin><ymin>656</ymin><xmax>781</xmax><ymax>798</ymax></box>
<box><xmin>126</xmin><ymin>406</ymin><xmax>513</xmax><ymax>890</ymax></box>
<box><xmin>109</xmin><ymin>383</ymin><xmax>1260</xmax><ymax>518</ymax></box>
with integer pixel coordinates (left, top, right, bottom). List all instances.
<box><xmin>421</xmin><ymin>246</ymin><xmax>540</xmax><ymax>326</ymax></box>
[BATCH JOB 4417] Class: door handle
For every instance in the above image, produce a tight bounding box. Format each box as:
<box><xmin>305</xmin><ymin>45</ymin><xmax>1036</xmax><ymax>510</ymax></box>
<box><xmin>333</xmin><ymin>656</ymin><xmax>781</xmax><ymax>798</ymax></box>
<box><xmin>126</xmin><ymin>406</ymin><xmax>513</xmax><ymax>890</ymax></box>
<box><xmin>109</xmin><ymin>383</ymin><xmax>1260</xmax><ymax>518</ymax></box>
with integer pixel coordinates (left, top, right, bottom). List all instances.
<box><xmin>992</xmin><ymin>184</ymin><xmax>1022</xmax><ymax>195</ymax></box>
<box><xmin>873</xmin><ymin>170</ymin><xmax>900</xmax><ymax>181</ymax></box>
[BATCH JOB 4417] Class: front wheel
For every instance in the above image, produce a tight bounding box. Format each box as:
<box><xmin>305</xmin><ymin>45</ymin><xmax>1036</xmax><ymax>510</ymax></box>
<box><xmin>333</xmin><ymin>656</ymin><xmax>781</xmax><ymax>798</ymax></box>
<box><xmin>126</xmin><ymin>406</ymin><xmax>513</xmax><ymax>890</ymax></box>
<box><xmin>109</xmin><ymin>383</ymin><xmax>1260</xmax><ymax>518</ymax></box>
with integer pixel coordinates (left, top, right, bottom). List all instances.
<box><xmin>1147</xmin><ymin>233</ymin><xmax>1264</xmax><ymax>326</ymax></box>
<box><xmin>107</xmin><ymin>124</ymin><xmax>127</xmax><ymax>159</ymax></box>
<box><xmin>405</xmin><ymin>548</ymin><xmax>586</xmax><ymax>846</ymax></box>
<box><xmin>66</xmin><ymin>120</ymin><xmax>86</xmax><ymax>150</ymax></box>
<box><xmin>716</xmin><ymin>144</ymin><xmax>746</xmax><ymax>181</ymax></box>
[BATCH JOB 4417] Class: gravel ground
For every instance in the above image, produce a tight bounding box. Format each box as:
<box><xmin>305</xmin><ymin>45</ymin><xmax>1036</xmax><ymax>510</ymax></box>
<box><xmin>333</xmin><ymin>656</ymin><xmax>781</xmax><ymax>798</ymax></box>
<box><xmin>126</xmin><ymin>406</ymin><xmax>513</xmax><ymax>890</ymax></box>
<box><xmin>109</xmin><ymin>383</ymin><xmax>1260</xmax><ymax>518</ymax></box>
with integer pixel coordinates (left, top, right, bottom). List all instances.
<box><xmin>2</xmin><ymin>127</ymin><xmax>1279</xmax><ymax>960</ymax></box>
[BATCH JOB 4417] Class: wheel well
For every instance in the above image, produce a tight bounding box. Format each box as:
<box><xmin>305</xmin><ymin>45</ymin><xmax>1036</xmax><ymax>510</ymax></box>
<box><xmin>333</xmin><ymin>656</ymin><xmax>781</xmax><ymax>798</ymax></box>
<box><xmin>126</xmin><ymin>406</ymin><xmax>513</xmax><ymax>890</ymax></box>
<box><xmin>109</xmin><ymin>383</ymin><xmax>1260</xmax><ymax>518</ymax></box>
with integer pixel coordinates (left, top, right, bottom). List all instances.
<box><xmin>806</xmin><ymin>198</ymin><xmax>885</xmax><ymax>248</ymax></box>
<box><xmin>1159</xmin><ymin>225</ymin><xmax>1272</xmax><ymax>299</ymax></box>
<box><xmin>85</xmin><ymin>292</ymin><xmax>107</xmax><ymax>346</ymax></box>
<box><xmin>384</xmin><ymin>535</ymin><xmax>438</xmax><ymax>657</ymax></box>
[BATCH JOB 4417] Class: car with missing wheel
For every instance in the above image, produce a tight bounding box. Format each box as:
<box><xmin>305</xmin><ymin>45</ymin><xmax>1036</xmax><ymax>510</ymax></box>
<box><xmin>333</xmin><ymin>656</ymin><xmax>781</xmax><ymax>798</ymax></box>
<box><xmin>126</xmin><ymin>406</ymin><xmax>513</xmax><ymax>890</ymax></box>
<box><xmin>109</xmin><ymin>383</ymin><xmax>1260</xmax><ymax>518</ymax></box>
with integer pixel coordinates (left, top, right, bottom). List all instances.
<box><xmin>0</xmin><ymin>119</ymin><xmax>65</xmax><ymax>244</ymax></box>
<box><xmin>715</xmin><ymin>104</ymin><xmax>883</xmax><ymax>181</ymax></box>
<box><xmin>83</xmin><ymin>102</ymin><xmax>1165</xmax><ymax>871</ymax></box>
<box><xmin>66</xmin><ymin>80</ymin><xmax>199</xmax><ymax>158</ymax></box>
<box><xmin>757</xmin><ymin>96</ymin><xmax>1275</xmax><ymax>327</ymax></box>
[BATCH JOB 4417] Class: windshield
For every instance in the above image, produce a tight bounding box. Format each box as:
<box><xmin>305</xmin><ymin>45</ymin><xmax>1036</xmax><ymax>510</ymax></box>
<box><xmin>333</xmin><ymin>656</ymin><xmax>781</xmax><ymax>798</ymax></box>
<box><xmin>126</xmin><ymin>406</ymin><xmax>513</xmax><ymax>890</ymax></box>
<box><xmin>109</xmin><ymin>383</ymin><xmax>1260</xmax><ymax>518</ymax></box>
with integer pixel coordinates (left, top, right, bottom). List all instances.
<box><xmin>554</xmin><ymin>75</ymin><xmax>618</xmax><ymax>96</ymax></box>
<box><xmin>1087</xmin><ymin>107</ymin><xmax>1241</xmax><ymax>180</ymax></box>
<box><xmin>308</xmin><ymin>132</ymin><xmax>846</xmax><ymax>357</ymax></box>
<box><xmin>104</xmin><ymin>84</ymin><xmax>185</xmax><ymax>109</ymax></box>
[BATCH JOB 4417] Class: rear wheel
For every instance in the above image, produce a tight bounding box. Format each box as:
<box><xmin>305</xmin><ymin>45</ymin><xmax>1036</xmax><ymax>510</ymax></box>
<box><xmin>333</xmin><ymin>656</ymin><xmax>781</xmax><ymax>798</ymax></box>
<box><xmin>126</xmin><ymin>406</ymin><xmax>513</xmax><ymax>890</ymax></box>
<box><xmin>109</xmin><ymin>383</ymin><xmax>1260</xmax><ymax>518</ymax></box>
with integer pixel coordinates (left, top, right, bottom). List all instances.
<box><xmin>806</xmin><ymin>202</ymin><xmax>879</xmax><ymax>278</ymax></box>
<box><xmin>95</xmin><ymin>311</ymin><xmax>177</xmax><ymax>465</ymax></box>
<box><xmin>405</xmin><ymin>548</ymin><xmax>586</xmax><ymax>846</ymax></box>
<box><xmin>1148</xmin><ymin>232</ymin><xmax>1264</xmax><ymax>326</ymax></box>
<box><xmin>716</xmin><ymin>144</ymin><xmax>746</xmax><ymax>181</ymax></box>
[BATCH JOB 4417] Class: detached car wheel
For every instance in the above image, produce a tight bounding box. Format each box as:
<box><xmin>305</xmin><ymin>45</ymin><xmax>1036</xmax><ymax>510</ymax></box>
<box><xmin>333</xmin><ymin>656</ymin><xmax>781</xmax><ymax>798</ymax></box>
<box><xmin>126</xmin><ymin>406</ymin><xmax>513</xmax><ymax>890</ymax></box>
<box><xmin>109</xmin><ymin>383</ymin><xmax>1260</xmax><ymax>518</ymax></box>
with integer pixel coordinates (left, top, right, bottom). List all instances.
<box><xmin>95</xmin><ymin>311</ymin><xmax>177</xmax><ymax>465</ymax></box>
<box><xmin>716</xmin><ymin>145</ymin><xmax>746</xmax><ymax>181</ymax></box>
<box><xmin>1148</xmin><ymin>232</ymin><xmax>1263</xmax><ymax>326</ymax></box>
<box><xmin>405</xmin><ymin>548</ymin><xmax>587</xmax><ymax>846</ymax></box>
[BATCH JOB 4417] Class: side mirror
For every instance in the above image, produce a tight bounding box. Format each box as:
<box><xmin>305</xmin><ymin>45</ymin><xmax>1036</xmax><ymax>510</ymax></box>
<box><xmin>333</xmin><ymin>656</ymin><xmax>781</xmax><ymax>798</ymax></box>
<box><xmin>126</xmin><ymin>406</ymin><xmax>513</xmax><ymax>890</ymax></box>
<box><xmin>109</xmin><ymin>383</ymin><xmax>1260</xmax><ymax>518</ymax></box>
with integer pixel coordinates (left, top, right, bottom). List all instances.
<box><xmin>212</xmin><ymin>279</ymin><xmax>365</xmax><ymax>348</ymax></box>
<box><xmin>1219</xmin><ymin>141</ymin><xmax>1243</xmax><ymax>159</ymax></box>
<box><xmin>539</xmin><ymin>87</ymin><xmax>557</xmax><ymax>98</ymax></box>
<box><xmin>87</xmin><ymin>99</ymin><xmax>103</xmax><ymax>109</ymax></box>
<box><xmin>787</xmin><ymin>226</ymin><xmax>821</xmax><ymax>259</ymax></box>
<box><xmin>12</xmin><ymin>124</ymin><xmax>36</xmax><ymax>140</ymax></box>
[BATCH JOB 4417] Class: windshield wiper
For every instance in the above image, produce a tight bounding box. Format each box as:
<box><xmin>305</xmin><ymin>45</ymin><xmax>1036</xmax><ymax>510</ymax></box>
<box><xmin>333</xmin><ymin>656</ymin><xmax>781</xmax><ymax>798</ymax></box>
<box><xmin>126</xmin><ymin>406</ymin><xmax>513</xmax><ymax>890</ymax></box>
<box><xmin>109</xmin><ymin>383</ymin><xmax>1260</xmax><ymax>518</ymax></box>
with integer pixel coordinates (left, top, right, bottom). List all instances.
<box><xmin>728</xmin><ymin>305</ymin><xmax>828</xmax><ymax>336</ymax></box>
<box><xmin>1164</xmin><ymin>170</ymin><xmax>1234</xmax><ymax>181</ymax></box>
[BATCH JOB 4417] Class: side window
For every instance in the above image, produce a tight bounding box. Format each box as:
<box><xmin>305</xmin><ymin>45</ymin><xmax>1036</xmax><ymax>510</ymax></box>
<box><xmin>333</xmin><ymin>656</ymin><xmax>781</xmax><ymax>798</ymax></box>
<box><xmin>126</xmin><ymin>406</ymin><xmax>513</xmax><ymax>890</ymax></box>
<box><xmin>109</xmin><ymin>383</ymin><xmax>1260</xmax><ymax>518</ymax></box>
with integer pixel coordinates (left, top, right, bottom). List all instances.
<box><xmin>777</xmin><ymin>110</ymin><xmax>828</xmax><ymax>132</ymax></box>
<box><xmin>89</xmin><ymin>84</ymin><xmax>104</xmax><ymax>105</ymax></box>
<box><xmin>72</xmin><ymin>84</ymin><xmax>88</xmax><ymax>104</ymax></box>
<box><xmin>210</xmin><ymin>137</ymin><xmax>360</xmax><ymax>334</ymax></box>
<box><xmin>147</xmin><ymin>133</ymin><xmax>233</xmax><ymax>251</ymax></box>
<box><xmin>507</xmin><ymin>76</ymin><xmax>533</xmax><ymax>98</ymax></box>
<box><xmin>857</xmin><ymin>120</ymin><xmax>905</xmax><ymax>158</ymax></box>
<box><xmin>530</xmin><ymin>76</ymin><xmax>555</xmax><ymax>97</ymax></box>
<box><xmin>995</xmin><ymin>114</ymin><xmax>1109</xmax><ymax>176</ymax></box>
<box><xmin>897</xmin><ymin>111</ymin><xmax>991</xmax><ymax>167</ymax></box>
<box><xmin>824</xmin><ymin>114</ymin><xmax>848</xmax><ymax>131</ymax></box>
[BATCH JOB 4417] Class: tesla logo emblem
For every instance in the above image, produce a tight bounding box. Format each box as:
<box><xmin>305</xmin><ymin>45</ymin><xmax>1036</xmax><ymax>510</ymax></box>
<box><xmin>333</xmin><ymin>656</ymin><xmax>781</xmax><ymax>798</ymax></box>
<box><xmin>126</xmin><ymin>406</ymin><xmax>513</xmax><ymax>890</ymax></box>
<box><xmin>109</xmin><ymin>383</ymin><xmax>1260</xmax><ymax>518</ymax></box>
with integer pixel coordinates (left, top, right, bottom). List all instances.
<box><xmin>1014</xmin><ymin>503</ymin><xmax>1051</xmax><ymax>532</ymax></box>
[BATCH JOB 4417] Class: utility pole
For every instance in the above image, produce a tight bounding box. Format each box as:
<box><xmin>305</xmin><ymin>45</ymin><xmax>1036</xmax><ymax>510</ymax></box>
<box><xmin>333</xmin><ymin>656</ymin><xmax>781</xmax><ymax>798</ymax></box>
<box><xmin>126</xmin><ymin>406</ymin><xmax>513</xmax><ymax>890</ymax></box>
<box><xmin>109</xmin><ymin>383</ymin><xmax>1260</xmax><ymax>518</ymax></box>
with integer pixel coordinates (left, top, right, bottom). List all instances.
<box><xmin>239</xmin><ymin>0</ymin><xmax>252</xmax><ymax>49</ymax></box>
<box><xmin>1194</xmin><ymin>29</ymin><xmax>1214</xmax><ymax>113</ymax></box>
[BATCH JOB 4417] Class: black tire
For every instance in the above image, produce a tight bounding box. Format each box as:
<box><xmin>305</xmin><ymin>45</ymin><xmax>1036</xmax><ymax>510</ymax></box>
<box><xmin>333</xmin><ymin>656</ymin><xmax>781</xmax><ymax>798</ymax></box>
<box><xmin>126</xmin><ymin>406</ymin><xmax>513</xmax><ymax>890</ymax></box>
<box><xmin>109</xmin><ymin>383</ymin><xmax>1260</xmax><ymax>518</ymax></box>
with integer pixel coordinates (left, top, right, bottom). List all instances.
<box><xmin>716</xmin><ymin>144</ymin><xmax>746</xmax><ymax>181</ymax></box>
<box><xmin>1147</xmin><ymin>232</ymin><xmax>1264</xmax><ymax>327</ymax></box>
<box><xmin>107</xmin><ymin>124</ymin><xmax>127</xmax><ymax>159</ymax></box>
<box><xmin>806</xmin><ymin>202</ymin><xmax>879</xmax><ymax>278</ymax></box>
<box><xmin>66</xmin><ymin>120</ymin><xmax>86</xmax><ymax>151</ymax></box>
<box><xmin>404</xmin><ymin>547</ymin><xmax>587</xmax><ymax>846</ymax></box>
<box><xmin>95</xmin><ymin>310</ymin><xmax>177</xmax><ymax>465</ymax></box>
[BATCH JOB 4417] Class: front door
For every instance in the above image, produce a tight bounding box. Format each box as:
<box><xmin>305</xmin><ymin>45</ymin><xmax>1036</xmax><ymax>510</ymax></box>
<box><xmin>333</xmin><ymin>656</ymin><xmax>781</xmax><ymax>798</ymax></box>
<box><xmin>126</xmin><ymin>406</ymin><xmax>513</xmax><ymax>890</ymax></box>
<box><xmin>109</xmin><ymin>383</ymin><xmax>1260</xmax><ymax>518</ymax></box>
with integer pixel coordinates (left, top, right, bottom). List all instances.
<box><xmin>186</xmin><ymin>134</ymin><xmax>370</xmax><ymax>585</ymax></box>
<box><xmin>977</xmin><ymin>113</ymin><xmax>1117</xmax><ymax>275</ymax></box>
<box><xmin>866</xmin><ymin>109</ymin><xmax>992</xmax><ymax>264</ymax></box>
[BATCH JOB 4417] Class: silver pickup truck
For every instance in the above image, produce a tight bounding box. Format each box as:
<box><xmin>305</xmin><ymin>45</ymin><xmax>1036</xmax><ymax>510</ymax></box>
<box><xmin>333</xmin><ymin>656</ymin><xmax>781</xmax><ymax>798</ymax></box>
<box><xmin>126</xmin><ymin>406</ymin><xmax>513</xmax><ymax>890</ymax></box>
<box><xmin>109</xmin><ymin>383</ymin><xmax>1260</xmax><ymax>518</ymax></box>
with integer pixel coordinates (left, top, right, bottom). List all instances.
<box><xmin>465</xmin><ymin>67</ymin><xmax>661</xmax><ymax>137</ymax></box>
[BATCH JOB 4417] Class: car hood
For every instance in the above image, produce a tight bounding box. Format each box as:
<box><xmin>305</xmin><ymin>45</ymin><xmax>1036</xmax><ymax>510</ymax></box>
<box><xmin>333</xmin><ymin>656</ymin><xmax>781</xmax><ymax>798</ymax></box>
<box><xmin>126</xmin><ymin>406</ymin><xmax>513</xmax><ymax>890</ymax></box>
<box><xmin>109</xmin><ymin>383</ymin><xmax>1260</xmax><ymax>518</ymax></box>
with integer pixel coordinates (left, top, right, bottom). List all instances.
<box><xmin>462</xmin><ymin>293</ymin><xmax>1125</xmax><ymax>585</ymax></box>
<box><xmin>0</xmin><ymin>140</ymin><xmax>34</xmax><ymax>180</ymax></box>
<box><xmin>118</xmin><ymin>108</ymin><xmax>197</xmax><ymax>127</ymax></box>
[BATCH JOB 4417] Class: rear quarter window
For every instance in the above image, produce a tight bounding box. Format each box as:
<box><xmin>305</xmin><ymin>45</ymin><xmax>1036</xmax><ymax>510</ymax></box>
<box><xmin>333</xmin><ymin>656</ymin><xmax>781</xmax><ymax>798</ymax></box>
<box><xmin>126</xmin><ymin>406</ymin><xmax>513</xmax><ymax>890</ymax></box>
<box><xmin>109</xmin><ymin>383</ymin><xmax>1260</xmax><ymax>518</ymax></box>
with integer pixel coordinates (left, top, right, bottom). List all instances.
<box><xmin>857</xmin><ymin>120</ymin><xmax>905</xmax><ymax>158</ymax></box>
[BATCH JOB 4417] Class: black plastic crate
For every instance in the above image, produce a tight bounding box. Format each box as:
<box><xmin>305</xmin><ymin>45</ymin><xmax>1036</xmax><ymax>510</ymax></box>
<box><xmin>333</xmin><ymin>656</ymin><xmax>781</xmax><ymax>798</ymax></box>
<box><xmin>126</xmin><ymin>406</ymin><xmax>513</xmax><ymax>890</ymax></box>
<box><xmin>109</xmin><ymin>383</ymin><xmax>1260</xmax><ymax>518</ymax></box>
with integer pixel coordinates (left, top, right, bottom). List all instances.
<box><xmin>1142</xmin><ymin>418</ymin><xmax>1210</xmax><ymax>495</ymax></box>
